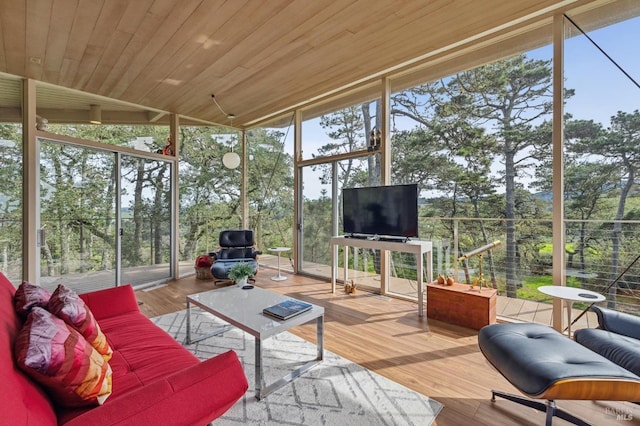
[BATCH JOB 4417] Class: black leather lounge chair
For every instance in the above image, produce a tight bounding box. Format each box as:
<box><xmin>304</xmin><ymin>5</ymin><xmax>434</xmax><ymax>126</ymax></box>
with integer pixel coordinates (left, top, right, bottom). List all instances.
<box><xmin>209</xmin><ymin>229</ymin><xmax>261</xmax><ymax>285</ymax></box>
<box><xmin>574</xmin><ymin>306</ymin><xmax>640</xmax><ymax>377</ymax></box>
<box><xmin>478</xmin><ymin>322</ymin><xmax>640</xmax><ymax>425</ymax></box>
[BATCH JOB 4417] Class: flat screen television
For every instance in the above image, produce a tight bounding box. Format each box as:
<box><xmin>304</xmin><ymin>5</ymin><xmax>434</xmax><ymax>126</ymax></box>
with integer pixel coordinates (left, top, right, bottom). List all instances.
<box><xmin>342</xmin><ymin>183</ymin><xmax>419</xmax><ymax>239</ymax></box>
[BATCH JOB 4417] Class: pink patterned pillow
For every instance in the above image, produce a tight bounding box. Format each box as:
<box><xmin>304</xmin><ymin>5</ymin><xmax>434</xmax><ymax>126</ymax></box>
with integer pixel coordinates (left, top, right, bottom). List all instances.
<box><xmin>14</xmin><ymin>307</ymin><xmax>112</xmax><ymax>407</ymax></box>
<box><xmin>14</xmin><ymin>281</ymin><xmax>52</xmax><ymax>319</ymax></box>
<box><xmin>48</xmin><ymin>285</ymin><xmax>113</xmax><ymax>362</ymax></box>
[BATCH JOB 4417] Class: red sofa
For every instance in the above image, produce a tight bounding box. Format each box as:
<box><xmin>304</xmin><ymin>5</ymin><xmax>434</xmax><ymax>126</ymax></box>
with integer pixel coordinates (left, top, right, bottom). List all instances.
<box><xmin>0</xmin><ymin>273</ymin><xmax>248</xmax><ymax>425</ymax></box>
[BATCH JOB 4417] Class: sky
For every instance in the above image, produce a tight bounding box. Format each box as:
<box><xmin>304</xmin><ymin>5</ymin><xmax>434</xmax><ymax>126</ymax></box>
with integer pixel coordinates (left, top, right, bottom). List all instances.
<box><xmin>563</xmin><ymin>15</ymin><xmax>639</xmax><ymax>124</ymax></box>
<box><xmin>283</xmin><ymin>14</ymin><xmax>640</xmax><ymax>200</ymax></box>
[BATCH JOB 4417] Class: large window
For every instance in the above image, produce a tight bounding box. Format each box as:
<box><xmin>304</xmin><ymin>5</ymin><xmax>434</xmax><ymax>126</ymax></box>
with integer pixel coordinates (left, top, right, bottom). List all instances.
<box><xmin>38</xmin><ymin>141</ymin><xmax>116</xmax><ymax>291</ymax></box>
<box><xmin>300</xmin><ymin>164</ymin><xmax>332</xmax><ymax>275</ymax></box>
<box><xmin>0</xmin><ymin>76</ymin><xmax>22</xmax><ymax>282</ymax></box>
<box><xmin>246</xmin><ymin>116</ymin><xmax>294</xmax><ymax>258</ymax></box>
<box><xmin>178</xmin><ymin>125</ymin><xmax>243</xmax><ymax>265</ymax></box>
<box><xmin>0</xmin><ymin>76</ymin><xmax>23</xmax><ymax>283</ymax></box>
<box><xmin>389</xmin><ymin>46</ymin><xmax>554</xmax><ymax>304</ymax></box>
<box><xmin>120</xmin><ymin>154</ymin><xmax>172</xmax><ymax>286</ymax></box>
<box><xmin>299</xmin><ymin>97</ymin><xmax>381</xmax><ymax>281</ymax></box>
<box><xmin>37</xmin><ymin>134</ymin><xmax>175</xmax><ymax>292</ymax></box>
<box><xmin>562</xmin><ymin>12</ymin><xmax>640</xmax><ymax>313</ymax></box>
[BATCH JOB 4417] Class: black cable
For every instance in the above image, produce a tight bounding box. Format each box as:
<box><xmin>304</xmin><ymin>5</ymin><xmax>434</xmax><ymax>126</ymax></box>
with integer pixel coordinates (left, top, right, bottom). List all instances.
<box><xmin>563</xmin><ymin>13</ymin><xmax>640</xmax><ymax>91</ymax></box>
<box><xmin>251</xmin><ymin>114</ymin><xmax>295</xmax><ymax>265</ymax></box>
<box><xmin>569</xmin><ymin>252</ymin><xmax>640</xmax><ymax>330</ymax></box>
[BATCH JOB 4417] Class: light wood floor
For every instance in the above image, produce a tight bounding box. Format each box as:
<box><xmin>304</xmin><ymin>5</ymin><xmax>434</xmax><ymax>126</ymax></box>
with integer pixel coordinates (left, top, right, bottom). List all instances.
<box><xmin>135</xmin><ymin>270</ymin><xmax>640</xmax><ymax>426</ymax></box>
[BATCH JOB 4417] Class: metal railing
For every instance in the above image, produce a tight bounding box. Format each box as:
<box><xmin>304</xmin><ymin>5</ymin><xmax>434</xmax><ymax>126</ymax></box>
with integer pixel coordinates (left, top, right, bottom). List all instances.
<box><xmin>2</xmin><ymin>215</ymin><xmax>639</xmax><ymax>317</ymax></box>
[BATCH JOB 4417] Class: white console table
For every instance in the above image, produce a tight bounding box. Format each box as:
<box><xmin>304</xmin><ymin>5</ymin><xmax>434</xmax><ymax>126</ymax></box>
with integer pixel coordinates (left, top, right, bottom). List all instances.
<box><xmin>330</xmin><ymin>236</ymin><xmax>433</xmax><ymax>317</ymax></box>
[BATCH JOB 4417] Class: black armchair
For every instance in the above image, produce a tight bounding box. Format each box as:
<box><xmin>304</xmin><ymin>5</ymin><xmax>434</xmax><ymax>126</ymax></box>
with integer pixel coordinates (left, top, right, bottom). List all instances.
<box><xmin>209</xmin><ymin>229</ymin><xmax>261</xmax><ymax>284</ymax></box>
<box><xmin>574</xmin><ymin>306</ymin><xmax>640</xmax><ymax>377</ymax></box>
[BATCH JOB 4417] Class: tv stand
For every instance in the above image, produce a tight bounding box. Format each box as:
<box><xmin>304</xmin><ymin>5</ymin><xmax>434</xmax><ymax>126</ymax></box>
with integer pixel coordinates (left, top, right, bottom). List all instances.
<box><xmin>344</xmin><ymin>234</ymin><xmax>368</xmax><ymax>240</ymax></box>
<box><xmin>345</xmin><ymin>234</ymin><xmax>410</xmax><ymax>243</ymax></box>
<box><xmin>376</xmin><ymin>236</ymin><xmax>409</xmax><ymax>243</ymax></box>
<box><xmin>330</xmin><ymin>236</ymin><xmax>432</xmax><ymax>317</ymax></box>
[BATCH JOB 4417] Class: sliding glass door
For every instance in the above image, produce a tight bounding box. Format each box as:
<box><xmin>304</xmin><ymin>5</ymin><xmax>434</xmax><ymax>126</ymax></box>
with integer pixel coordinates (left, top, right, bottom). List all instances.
<box><xmin>38</xmin><ymin>137</ymin><xmax>173</xmax><ymax>292</ymax></box>
<box><xmin>120</xmin><ymin>155</ymin><xmax>172</xmax><ymax>286</ymax></box>
<box><xmin>39</xmin><ymin>140</ymin><xmax>117</xmax><ymax>292</ymax></box>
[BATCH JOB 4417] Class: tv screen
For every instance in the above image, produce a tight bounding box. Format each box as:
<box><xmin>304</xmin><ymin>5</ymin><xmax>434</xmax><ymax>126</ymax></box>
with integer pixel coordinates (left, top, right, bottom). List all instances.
<box><xmin>342</xmin><ymin>184</ymin><xmax>419</xmax><ymax>239</ymax></box>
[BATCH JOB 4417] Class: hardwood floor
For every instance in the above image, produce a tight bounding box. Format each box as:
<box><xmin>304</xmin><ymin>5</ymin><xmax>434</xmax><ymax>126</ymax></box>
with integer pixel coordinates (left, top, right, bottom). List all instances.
<box><xmin>135</xmin><ymin>271</ymin><xmax>640</xmax><ymax>426</ymax></box>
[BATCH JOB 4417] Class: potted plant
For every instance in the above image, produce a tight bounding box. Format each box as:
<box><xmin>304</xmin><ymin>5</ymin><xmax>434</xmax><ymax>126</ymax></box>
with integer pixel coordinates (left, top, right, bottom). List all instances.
<box><xmin>227</xmin><ymin>262</ymin><xmax>254</xmax><ymax>286</ymax></box>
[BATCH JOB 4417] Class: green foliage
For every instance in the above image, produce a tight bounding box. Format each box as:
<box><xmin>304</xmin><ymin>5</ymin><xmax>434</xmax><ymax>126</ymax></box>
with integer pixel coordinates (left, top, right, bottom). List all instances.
<box><xmin>1</xmin><ymin>49</ymin><xmax>639</xmax><ymax>307</ymax></box>
<box><xmin>302</xmin><ymin>192</ymin><xmax>332</xmax><ymax>265</ymax></box>
<box><xmin>493</xmin><ymin>275</ymin><xmax>583</xmax><ymax>302</ymax></box>
<box><xmin>515</xmin><ymin>275</ymin><xmax>555</xmax><ymax>300</ymax></box>
<box><xmin>227</xmin><ymin>262</ymin><xmax>255</xmax><ymax>282</ymax></box>
<box><xmin>246</xmin><ymin>126</ymin><xmax>294</xmax><ymax>251</ymax></box>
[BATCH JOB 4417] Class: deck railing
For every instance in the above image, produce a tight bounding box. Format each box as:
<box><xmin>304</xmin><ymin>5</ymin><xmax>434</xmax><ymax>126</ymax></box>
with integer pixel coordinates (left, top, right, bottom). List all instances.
<box><xmin>301</xmin><ymin>216</ymin><xmax>640</xmax><ymax>319</ymax></box>
<box><xmin>410</xmin><ymin>217</ymin><xmax>640</xmax><ymax>317</ymax></box>
<box><xmin>2</xmin><ymin>215</ymin><xmax>639</xmax><ymax>319</ymax></box>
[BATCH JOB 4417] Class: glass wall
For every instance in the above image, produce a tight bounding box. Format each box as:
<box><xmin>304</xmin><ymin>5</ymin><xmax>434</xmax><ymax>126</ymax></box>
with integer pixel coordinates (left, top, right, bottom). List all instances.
<box><xmin>299</xmin><ymin>96</ymin><xmax>381</xmax><ymax>281</ymax></box>
<box><xmin>178</xmin><ymin>125</ymin><xmax>242</xmax><ymax>268</ymax></box>
<box><xmin>120</xmin><ymin>155</ymin><xmax>172</xmax><ymax>286</ymax></box>
<box><xmin>38</xmin><ymin>140</ymin><xmax>116</xmax><ymax>291</ymax></box>
<box><xmin>246</xmin><ymin>116</ymin><xmax>294</xmax><ymax>262</ymax></box>
<box><xmin>387</xmin><ymin>39</ymin><xmax>555</xmax><ymax>306</ymax></box>
<box><xmin>0</xmin><ymin>76</ymin><xmax>23</xmax><ymax>283</ymax></box>
<box><xmin>562</xmin><ymin>12</ymin><xmax>640</xmax><ymax>314</ymax></box>
<box><xmin>0</xmin><ymin>83</ymin><xmax>22</xmax><ymax>283</ymax></box>
<box><xmin>300</xmin><ymin>83</ymin><xmax>380</xmax><ymax>161</ymax></box>
<box><xmin>300</xmin><ymin>164</ymin><xmax>332</xmax><ymax>275</ymax></box>
<box><xmin>37</xmin><ymin>135</ymin><xmax>174</xmax><ymax>292</ymax></box>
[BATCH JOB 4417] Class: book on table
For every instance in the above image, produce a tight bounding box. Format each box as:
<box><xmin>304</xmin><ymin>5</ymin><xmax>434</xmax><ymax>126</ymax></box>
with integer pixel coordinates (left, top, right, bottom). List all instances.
<box><xmin>263</xmin><ymin>299</ymin><xmax>312</xmax><ymax>320</ymax></box>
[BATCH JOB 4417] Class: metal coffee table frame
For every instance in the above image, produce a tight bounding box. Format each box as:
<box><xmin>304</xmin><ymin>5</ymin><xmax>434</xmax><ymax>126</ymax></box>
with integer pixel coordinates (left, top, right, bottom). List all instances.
<box><xmin>185</xmin><ymin>286</ymin><xmax>324</xmax><ymax>400</ymax></box>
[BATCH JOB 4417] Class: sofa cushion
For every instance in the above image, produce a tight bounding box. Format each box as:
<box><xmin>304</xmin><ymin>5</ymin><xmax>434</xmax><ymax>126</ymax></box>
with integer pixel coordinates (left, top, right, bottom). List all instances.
<box><xmin>575</xmin><ymin>327</ymin><xmax>640</xmax><ymax>377</ymax></box>
<box><xmin>95</xmin><ymin>310</ymin><xmax>200</xmax><ymax>397</ymax></box>
<box><xmin>14</xmin><ymin>280</ymin><xmax>52</xmax><ymax>319</ymax></box>
<box><xmin>49</xmin><ymin>284</ymin><xmax>113</xmax><ymax>361</ymax></box>
<box><xmin>15</xmin><ymin>307</ymin><xmax>113</xmax><ymax>408</ymax></box>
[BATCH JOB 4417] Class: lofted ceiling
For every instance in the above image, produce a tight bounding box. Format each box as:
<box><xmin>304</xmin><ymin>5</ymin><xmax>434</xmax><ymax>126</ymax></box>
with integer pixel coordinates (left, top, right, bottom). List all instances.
<box><xmin>0</xmin><ymin>0</ymin><xmax>625</xmax><ymax>128</ymax></box>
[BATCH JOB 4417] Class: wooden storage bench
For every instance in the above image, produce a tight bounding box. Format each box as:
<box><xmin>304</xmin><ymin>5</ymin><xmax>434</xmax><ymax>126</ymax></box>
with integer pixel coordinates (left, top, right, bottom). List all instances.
<box><xmin>426</xmin><ymin>281</ymin><xmax>497</xmax><ymax>330</ymax></box>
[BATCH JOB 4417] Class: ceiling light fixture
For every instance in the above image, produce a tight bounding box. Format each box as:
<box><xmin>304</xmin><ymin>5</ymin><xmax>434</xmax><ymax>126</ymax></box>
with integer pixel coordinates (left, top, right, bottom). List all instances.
<box><xmin>89</xmin><ymin>104</ymin><xmax>102</xmax><ymax>124</ymax></box>
<box><xmin>222</xmin><ymin>149</ymin><xmax>241</xmax><ymax>169</ymax></box>
<box><xmin>221</xmin><ymin>113</ymin><xmax>241</xmax><ymax>169</ymax></box>
<box><xmin>212</xmin><ymin>95</ymin><xmax>241</xmax><ymax>170</ymax></box>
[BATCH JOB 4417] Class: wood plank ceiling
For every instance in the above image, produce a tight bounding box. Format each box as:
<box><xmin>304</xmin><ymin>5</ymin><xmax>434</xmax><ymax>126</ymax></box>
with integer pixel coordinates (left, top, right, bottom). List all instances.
<box><xmin>0</xmin><ymin>0</ymin><xmax>615</xmax><ymax>128</ymax></box>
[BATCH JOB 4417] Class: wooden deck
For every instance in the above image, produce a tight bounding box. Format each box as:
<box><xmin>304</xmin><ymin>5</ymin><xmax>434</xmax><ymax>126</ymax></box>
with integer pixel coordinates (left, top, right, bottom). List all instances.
<box><xmin>135</xmin><ymin>268</ymin><xmax>640</xmax><ymax>426</ymax></box>
<box><xmin>34</xmin><ymin>253</ymin><xmax>599</xmax><ymax>333</ymax></box>
<box><xmin>297</xmin><ymin>260</ymin><xmax>600</xmax><ymax>333</ymax></box>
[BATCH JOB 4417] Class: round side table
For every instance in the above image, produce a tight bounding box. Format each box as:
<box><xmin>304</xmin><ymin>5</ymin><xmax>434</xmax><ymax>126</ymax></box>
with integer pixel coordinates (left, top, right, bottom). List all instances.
<box><xmin>268</xmin><ymin>247</ymin><xmax>290</xmax><ymax>281</ymax></box>
<box><xmin>538</xmin><ymin>286</ymin><xmax>605</xmax><ymax>336</ymax></box>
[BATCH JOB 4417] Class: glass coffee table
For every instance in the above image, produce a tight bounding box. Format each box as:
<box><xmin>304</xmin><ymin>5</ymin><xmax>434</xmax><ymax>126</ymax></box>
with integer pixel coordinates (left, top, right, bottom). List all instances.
<box><xmin>185</xmin><ymin>285</ymin><xmax>324</xmax><ymax>400</ymax></box>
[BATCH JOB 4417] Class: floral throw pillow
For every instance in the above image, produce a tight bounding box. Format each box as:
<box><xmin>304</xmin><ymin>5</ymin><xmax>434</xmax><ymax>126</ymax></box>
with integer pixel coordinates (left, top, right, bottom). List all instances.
<box><xmin>14</xmin><ymin>281</ymin><xmax>52</xmax><ymax>319</ymax></box>
<box><xmin>48</xmin><ymin>284</ymin><xmax>113</xmax><ymax>362</ymax></box>
<box><xmin>14</xmin><ymin>307</ymin><xmax>112</xmax><ymax>407</ymax></box>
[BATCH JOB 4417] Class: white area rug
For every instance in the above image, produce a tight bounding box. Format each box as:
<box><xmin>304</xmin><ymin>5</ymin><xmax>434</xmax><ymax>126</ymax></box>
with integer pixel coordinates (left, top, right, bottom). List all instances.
<box><xmin>152</xmin><ymin>309</ymin><xmax>443</xmax><ymax>426</ymax></box>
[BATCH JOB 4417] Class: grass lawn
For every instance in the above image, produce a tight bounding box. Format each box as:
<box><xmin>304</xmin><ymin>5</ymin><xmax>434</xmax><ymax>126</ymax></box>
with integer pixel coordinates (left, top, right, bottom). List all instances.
<box><xmin>496</xmin><ymin>275</ymin><xmax>582</xmax><ymax>302</ymax></box>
